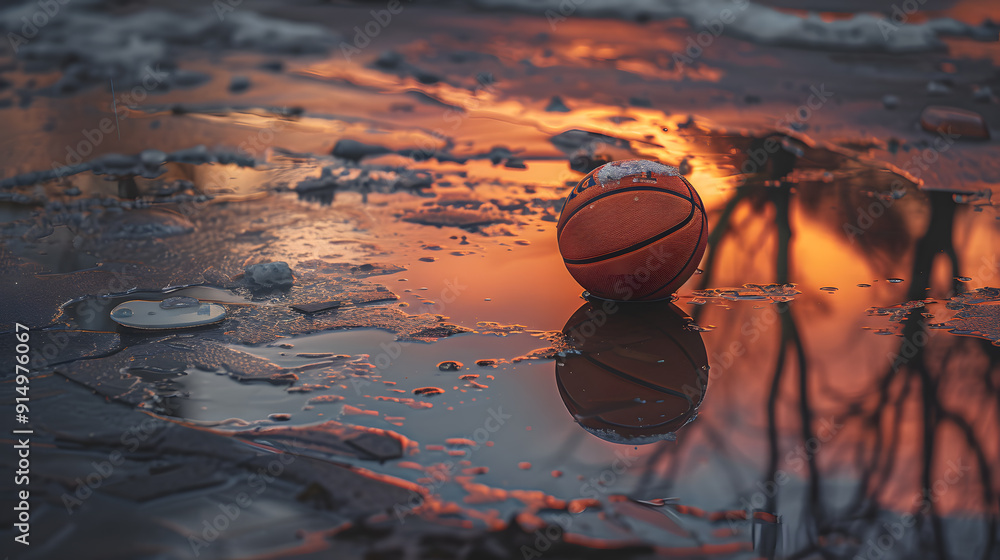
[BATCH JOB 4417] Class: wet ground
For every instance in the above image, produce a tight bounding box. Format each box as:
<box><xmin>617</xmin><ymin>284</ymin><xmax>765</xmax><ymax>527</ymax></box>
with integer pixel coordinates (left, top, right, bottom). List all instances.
<box><xmin>1</xmin><ymin>0</ymin><xmax>999</xmax><ymax>558</ymax></box>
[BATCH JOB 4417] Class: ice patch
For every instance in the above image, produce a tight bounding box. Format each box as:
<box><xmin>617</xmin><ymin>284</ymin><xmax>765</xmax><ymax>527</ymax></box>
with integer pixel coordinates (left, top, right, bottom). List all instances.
<box><xmin>596</xmin><ymin>160</ymin><xmax>681</xmax><ymax>184</ymax></box>
<box><xmin>244</xmin><ymin>261</ymin><xmax>294</xmax><ymax>291</ymax></box>
<box><xmin>579</xmin><ymin>425</ymin><xmax>678</xmax><ymax>445</ymax></box>
<box><xmin>0</xmin><ymin>146</ymin><xmax>255</xmax><ymax>189</ymax></box>
<box><xmin>0</xmin><ymin>4</ymin><xmax>339</xmax><ymax>92</ymax></box>
<box><xmin>466</xmin><ymin>0</ymin><xmax>996</xmax><ymax>53</ymax></box>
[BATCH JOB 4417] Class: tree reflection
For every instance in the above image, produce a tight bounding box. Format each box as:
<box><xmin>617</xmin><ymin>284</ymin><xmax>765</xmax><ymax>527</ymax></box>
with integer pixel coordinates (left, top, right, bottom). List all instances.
<box><xmin>686</xmin><ymin>132</ymin><xmax>999</xmax><ymax>559</ymax></box>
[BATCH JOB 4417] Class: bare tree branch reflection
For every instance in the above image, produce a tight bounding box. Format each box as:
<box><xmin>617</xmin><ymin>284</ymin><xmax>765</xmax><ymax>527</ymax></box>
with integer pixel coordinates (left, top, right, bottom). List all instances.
<box><xmin>687</xmin><ymin>132</ymin><xmax>999</xmax><ymax>559</ymax></box>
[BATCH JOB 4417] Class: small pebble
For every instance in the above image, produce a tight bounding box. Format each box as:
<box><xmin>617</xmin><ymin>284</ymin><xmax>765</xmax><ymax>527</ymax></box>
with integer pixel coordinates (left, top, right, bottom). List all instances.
<box><xmin>920</xmin><ymin>106</ymin><xmax>990</xmax><ymax>140</ymax></box>
<box><xmin>926</xmin><ymin>81</ymin><xmax>951</xmax><ymax>96</ymax></box>
<box><xmin>229</xmin><ymin>75</ymin><xmax>251</xmax><ymax>93</ymax></box>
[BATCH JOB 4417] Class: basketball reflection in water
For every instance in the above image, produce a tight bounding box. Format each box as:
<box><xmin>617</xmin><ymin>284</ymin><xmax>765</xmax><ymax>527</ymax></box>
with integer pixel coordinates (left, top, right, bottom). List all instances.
<box><xmin>556</xmin><ymin>299</ymin><xmax>709</xmax><ymax>444</ymax></box>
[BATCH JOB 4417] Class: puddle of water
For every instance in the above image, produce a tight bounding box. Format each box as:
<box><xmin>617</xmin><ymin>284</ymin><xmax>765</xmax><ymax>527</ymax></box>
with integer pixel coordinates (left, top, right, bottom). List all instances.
<box><xmin>3</xmin><ymin>2</ymin><xmax>1000</xmax><ymax>557</ymax></box>
<box><xmin>60</xmin><ymin>285</ymin><xmax>251</xmax><ymax>331</ymax></box>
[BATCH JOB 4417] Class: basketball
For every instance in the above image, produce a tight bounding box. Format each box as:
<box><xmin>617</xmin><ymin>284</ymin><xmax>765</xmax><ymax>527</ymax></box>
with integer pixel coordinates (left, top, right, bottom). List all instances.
<box><xmin>556</xmin><ymin>300</ymin><xmax>709</xmax><ymax>444</ymax></box>
<box><xmin>556</xmin><ymin>159</ymin><xmax>708</xmax><ymax>301</ymax></box>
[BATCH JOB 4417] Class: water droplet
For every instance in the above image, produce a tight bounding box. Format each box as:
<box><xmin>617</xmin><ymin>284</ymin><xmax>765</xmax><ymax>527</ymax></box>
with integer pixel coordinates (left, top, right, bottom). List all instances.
<box><xmin>820</xmin><ymin>287</ymin><xmax>838</xmax><ymax>292</ymax></box>
<box><xmin>518</xmin><ymin>462</ymin><xmax>532</xmax><ymax>470</ymax></box>
<box><xmin>438</xmin><ymin>361</ymin><xmax>464</xmax><ymax>371</ymax></box>
<box><xmin>956</xmin><ymin>276</ymin><xmax>972</xmax><ymax>282</ymax></box>
<box><xmin>887</xmin><ymin>278</ymin><xmax>904</xmax><ymax>283</ymax></box>
<box><xmin>694</xmin><ymin>268</ymin><xmax>704</xmax><ymax>275</ymax></box>
<box><xmin>268</xmin><ymin>413</ymin><xmax>291</xmax><ymax>421</ymax></box>
<box><xmin>113</xmin><ymin>307</ymin><xmax>133</xmax><ymax>317</ymax></box>
<box><xmin>952</xmin><ymin>190</ymin><xmax>991</xmax><ymax>204</ymax></box>
<box><xmin>857</xmin><ymin>283</ymin><xmax>872</xmax><ymax>288</ymax></box>
<box><xmin>414</xmin><ymin>387</ymin><xmax>445</xmax><ymax>396</ymax></box>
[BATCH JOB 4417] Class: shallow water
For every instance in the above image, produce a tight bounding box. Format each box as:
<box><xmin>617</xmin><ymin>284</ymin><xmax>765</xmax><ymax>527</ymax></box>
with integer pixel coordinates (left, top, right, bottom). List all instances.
<box><xmin>1</xmin><ymin>1</ymin><xmax>999</xmax><ymax>559</ymax></box>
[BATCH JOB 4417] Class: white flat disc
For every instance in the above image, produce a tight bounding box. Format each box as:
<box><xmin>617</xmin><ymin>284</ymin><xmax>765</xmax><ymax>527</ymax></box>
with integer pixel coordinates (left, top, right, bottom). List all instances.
<box><xmin>110</xmin><ymin>300</ymin><xmax>227</xmax><ymax>330</ymax></box>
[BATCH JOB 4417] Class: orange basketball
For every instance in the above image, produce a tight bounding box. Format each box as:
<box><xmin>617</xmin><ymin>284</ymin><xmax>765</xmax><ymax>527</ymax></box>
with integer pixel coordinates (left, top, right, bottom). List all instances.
<box><xmin>556</xmin><ymin>159</ymin><xmax>707</xmax><ymax>301</ymax></box>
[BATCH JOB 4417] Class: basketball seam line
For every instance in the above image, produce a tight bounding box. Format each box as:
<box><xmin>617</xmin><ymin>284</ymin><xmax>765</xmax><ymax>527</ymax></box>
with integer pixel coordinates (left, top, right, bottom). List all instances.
<box><xmin>558</xmin><ymin>373</ymin><xmax>688</xmax><ymax>430</ymax></box>
<box><xmin>645</xmin><ymin>197</ymin><xmax>706</xmax><ymax>298</ymax></box>
<box><xmin>582</xmin><ymin>354</ymin><xmax>694</xmax><ymax>403</ymax></box>
<box><xmin>562</xmin><ymin>202</ymin><xmax>696</xmax><ymax>265</ymax></box>
<box><xmin>641</xmin><ymin>179</ymin><xmax>700</xmax><ymax>298</ymax></box>
<box><xmin>557</xmin><ymin>184</ymin><xmax>694</xmax><ymax>240</ymax></box>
